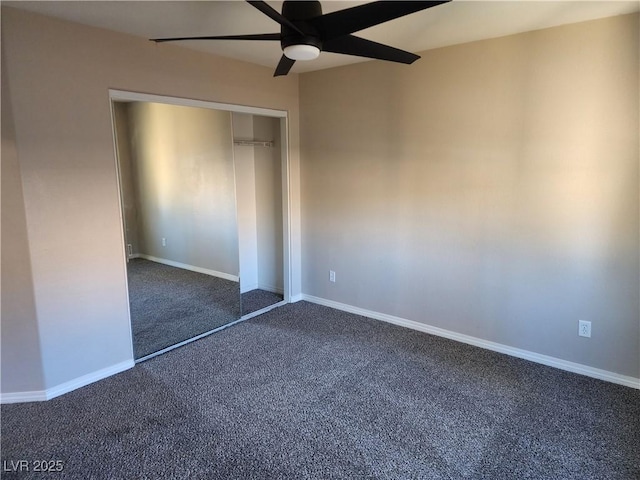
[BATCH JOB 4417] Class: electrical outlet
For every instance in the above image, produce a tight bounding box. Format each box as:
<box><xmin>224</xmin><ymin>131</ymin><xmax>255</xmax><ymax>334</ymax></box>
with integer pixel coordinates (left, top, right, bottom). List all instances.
<box><xmin>578</xmin><ymin>320</ymin><xmax>591</xmax><ymax>338</ymax></box>
<box><xmin>162</xmin><ymin>237</ymin><xmax>167</xmax><ymax>247</ymax></box>
<box><xmin>329</xmin><ymin>270</ymin><xmax>336</xmax><ymax>283</ymax></box>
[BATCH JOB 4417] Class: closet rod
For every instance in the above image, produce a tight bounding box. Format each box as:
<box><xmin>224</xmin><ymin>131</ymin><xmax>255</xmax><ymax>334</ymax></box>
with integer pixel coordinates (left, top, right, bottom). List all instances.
<box><xmin>233</xmin><ymin>139</ymin><xmax>273</xmax><ymax>148</ymax></box>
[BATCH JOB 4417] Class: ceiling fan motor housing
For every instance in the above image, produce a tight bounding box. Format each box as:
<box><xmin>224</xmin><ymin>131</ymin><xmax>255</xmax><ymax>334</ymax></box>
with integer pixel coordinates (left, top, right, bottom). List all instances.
<box><xmin>280</xmin><ymin>0</ymin><xmax>323</xmax><ymax>51</ymax></box>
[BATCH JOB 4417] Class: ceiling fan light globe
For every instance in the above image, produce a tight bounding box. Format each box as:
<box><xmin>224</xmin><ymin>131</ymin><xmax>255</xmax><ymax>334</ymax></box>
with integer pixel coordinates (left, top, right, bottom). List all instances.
<box><xmin>283</xmin><ymin>44</ymin><xmax>320</xmax><ymax>61</ymax></box>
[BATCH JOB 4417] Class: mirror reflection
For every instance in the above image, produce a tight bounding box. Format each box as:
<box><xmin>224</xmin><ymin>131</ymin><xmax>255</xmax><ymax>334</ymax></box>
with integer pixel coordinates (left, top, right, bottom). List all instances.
<box><xmin>113</xmin><ymin>101</ymin><xmax>241</xmax><ymax>359</ymax></box>
<box><xmin>113</xmin><ymin>99</ymin><xmax>287</xmax><ymax>360</ymax></box>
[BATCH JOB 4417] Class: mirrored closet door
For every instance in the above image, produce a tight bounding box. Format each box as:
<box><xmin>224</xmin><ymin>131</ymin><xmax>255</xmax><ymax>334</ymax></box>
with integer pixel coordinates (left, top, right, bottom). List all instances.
<box><xmin>113</xmin><ymin>100</ymin><xmax>242</xmax><ymax>360</ymax></box>
<box><xmin>112</xmin><ymin>96</ymin><xmax>289</xmax><ymax>361</ymax></box>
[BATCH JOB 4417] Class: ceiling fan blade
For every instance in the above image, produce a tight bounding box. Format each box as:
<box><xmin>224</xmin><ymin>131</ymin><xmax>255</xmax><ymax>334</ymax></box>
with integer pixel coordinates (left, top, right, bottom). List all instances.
<box><xmin>323</xmin><ymin>35</ymin><xmax>419</xmax><ymax>64</ymax></box>
<box><xmin>312</xmin><ymin>0</ymin><xmax>451</xmax><ymax>40</ymax></box>
<box><xmin>152</xmin><ymin>33</ymin><xmax>281</xmax><ymax>43</ymax></box>
<box><xmin>274</xmin><ymin>55</ymin><xmax>296</xmax><ymax>77</ymax></box>
<box><xmin>247</xmin><ymin>1</ymin><xmax>305</xmax><ymax>36</ymax></box>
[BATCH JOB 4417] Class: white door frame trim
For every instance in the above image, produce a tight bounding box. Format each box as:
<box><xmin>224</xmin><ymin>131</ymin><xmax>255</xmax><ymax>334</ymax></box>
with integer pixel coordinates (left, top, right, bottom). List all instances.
<box><xmin>109</xmin><ymin>89</ymin><xmax>288</xmax><ymax>118</ymax></box>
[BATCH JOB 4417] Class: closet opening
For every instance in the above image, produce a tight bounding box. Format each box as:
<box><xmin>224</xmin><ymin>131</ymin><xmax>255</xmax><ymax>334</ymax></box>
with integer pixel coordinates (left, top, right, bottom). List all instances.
<box><xmin>109</xmin><ymin>90</ymin><xmax>291</xmax><ymax>361</ymax></box>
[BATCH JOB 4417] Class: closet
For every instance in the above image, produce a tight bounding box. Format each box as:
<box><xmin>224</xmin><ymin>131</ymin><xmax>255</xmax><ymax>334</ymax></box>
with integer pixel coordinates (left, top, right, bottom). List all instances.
<box><xmin>111</xmin><ymin>92</ymin><xmax>289</xmax><ymax>360</ymax></box>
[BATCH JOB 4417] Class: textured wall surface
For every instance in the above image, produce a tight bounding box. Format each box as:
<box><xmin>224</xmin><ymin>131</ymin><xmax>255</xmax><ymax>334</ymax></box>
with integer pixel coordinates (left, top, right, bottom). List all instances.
<box><xmin>1</xmin><ymin>49</ymin><xmax>45</xmax><ymax>394</ymax></box>
<box><xmin>300</xmin><ymin>14</ymin><xmax>639</xmax><ymax>377</ymax></box>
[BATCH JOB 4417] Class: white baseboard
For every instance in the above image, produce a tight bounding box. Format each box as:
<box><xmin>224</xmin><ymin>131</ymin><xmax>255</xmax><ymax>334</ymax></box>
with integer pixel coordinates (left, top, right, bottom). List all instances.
<box><xmin>136</xmin><ymin>254</ymin><xmax>239</xmax><ymax>282</ymax></box>
<box><xmin>290</xmin><ymin>293</ymin><xmax>304</xmax><ymax>303</ymax></box>
<box><xmin>0</xmin><ymin>390</ymin><xmax>48</xmax><ymax>404</ymax></box>
<box><xmin>301</xmin><ymin>294</ymin><xmax>640</xmax><ymax>390</ymax></box>
<box><xmin>1</xmin><ymin>360</ymin><xmax>135</xmax><ymax>404</ymax></box>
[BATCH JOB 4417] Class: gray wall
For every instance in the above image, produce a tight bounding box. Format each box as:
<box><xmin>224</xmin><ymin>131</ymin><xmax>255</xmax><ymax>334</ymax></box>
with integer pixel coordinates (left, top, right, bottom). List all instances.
<box><xmin>1</xmin><ymin>50</ymin><xmax>45</xmax><ymax>394</ymax></box>
<box><xmin>1</xmin><ymin>6</ymin><xmax>300</xmax><ymax>396</ymax></box>
<box><xmin>300</xmin><ymin>14</ymin><xmax>639</xmax><ymax>377</ymax></box>
<box><xmin>118</xmin><ymin>102</ymin><xmax>239</xmax><ymax>276</ymax></box>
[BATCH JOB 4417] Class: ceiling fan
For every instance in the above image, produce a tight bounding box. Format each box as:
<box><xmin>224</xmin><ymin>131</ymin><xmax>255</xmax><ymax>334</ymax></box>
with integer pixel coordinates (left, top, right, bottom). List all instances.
<box><xmin>151</xmin><ymin>0</ymin><xmax>451</xmax><ymax>77</ymax></box>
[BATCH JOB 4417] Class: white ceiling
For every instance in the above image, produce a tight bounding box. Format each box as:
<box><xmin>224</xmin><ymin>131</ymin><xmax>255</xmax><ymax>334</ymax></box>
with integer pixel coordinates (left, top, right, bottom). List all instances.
<box><xmin>6</xmin><ymin>1</ymin><xmax>639</xmax><ymax>75</ymax></box>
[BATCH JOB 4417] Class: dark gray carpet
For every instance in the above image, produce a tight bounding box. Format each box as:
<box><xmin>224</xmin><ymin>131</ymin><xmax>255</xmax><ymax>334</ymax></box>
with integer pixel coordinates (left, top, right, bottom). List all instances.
<box><xmin>128</xmin><ymin>259</ymin><xmax>241</xmax><ymax>358</ymax></box>
<box><xmin>2</xmin><ymin>302</ymin><xmax>639</xmax><ymax>479</ymax></box>
<box><xmin>241</xmin><ymin>288</ymin><xmax>284</xmax><ymax>315</ymax></box>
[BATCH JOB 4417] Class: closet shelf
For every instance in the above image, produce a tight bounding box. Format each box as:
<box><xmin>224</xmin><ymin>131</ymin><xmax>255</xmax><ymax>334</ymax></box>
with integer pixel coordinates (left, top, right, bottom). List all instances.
<box><xmin>233</xmin><ymin>139</ymin><xmax>273</xmax><ymax>148</ymax></box>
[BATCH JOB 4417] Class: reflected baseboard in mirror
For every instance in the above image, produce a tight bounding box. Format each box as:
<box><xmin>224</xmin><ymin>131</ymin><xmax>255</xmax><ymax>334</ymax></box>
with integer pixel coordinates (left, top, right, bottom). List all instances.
<box><xmin>128</xmin><ymin>258</ymin><xmax>241</xmax><ymax>359</ymax></box>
